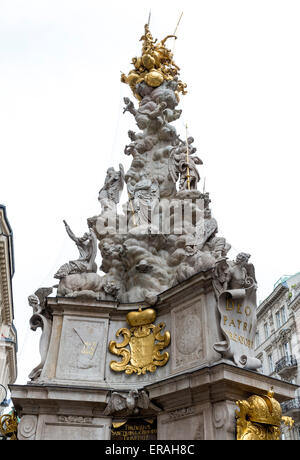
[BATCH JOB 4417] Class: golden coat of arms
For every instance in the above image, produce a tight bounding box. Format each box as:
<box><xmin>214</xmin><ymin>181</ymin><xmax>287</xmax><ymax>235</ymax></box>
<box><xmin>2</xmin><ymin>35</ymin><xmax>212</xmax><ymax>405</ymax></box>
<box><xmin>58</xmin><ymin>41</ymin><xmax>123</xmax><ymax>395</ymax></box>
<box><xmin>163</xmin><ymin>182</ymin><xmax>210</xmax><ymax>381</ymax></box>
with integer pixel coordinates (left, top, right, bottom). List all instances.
<box><xmin>109</xmin><ymin>308</ymin><xmax>170</xmax><ymax>375</ymax></box>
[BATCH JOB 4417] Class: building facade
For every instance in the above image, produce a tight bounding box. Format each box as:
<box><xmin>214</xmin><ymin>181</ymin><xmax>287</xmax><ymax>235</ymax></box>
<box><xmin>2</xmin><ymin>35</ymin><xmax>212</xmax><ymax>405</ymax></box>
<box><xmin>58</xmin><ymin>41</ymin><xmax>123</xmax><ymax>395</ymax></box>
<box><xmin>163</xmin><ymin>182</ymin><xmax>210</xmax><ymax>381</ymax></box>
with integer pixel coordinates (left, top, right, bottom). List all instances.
<box><xmin>255</xmin><ymin>272</ymin><xmax>300</xmax><ymax>440</ymax></box>
<box><xmin>0</xmin><ymin>205</ymin><xmax>17</xmax><ymax>414</ymax></box>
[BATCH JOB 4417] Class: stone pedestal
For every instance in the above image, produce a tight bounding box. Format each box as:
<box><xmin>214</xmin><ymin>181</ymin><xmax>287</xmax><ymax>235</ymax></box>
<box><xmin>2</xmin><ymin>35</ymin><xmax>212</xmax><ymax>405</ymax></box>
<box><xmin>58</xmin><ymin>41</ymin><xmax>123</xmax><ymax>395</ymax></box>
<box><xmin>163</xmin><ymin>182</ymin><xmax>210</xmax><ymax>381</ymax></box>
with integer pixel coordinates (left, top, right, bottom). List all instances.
<box><xmin>146</xmin><ymin>363</ymin><xmax>296</xmax><ymax>440</ymax></box>
<box><xmin>11</xmin><ymin>271</ymin><xmax>298</xmax><ymax>440</ymax></box>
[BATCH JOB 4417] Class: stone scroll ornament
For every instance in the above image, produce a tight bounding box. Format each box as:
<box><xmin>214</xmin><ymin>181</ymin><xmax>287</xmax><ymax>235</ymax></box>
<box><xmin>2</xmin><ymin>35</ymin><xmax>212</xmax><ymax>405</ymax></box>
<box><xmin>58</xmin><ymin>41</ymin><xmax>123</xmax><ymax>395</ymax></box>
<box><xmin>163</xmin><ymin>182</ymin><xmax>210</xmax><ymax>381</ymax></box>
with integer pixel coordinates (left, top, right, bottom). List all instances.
<box><xmin>28</xmin><ymin>287</ymin><xmax>53</xmax><ymax>381</ymax></box>
<box><xmin>213</xmin><ymin>253</ymin><xmax>262</xmax><ymax>370</ymax></box>
<box><xmin>109</xmin><ymin>308</ymin><xmax>170</xmax><ymax>375</ymax></box>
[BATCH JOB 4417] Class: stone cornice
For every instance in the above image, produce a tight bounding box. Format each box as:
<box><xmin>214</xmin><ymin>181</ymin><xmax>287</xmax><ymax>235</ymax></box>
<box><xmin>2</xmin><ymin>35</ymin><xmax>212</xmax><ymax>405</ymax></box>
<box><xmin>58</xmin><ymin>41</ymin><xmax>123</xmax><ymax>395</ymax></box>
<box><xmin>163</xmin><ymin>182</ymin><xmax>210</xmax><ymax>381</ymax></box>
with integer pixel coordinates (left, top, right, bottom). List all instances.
<box><xmin>0</xmin><ymin>239</ymin><xmax>14</xmax><ymax>324</ymax></box>
<box><xmin>144</xmin><ymin>362</ymin><xmax>298</xmax><ymax>411</ymax></box>
<box><xmin>257</xmin><ymin>283</ymin><xmax>288</xmax><ymax>318</ymax></box>
<box><xmin>0</xmin><ymin>205</ymin><xmax>14</xmax><ymax>275</ymax></box>
<box><xmin>10</xmin><ymin>383</ymin><xmax>110</xmax><ymax>415</ymax></box>
<box><xmin>10</xmin><ymin>363</ymin><xmax>298</xmax><ymax>418</ymax></box>
<box><xmin>289</xmin><ymin>293</ymin><xmax>300</xmax><ymax>312</ymax></box>
<box><xmin>0</xmin><ymin>206</ymin><xmax>17</xmax><ymax>385</ymax></box>
<box><xmin>0</xmin><ymin>340</ymin><xmax>17</xmax><ymax>382</ymax></box>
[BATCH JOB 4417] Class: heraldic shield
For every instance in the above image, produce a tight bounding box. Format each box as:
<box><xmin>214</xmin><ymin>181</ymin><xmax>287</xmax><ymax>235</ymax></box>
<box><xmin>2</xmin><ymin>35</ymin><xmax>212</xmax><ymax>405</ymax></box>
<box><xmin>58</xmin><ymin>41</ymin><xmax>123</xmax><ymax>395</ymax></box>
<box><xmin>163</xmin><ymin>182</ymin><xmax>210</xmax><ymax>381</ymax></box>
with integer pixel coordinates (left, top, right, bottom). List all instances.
<box><xmin>109</xmin><ymin>308</ymin><xmax>171</xmax><ymax>375</ymax></box>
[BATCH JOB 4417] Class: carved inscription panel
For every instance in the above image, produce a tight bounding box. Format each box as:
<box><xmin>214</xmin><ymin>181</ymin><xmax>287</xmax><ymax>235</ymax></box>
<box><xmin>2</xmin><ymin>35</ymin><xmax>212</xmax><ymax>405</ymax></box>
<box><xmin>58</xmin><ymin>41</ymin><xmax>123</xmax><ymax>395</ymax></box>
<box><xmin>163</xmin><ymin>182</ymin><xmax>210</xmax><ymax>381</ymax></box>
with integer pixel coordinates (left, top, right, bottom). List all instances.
<box><xmin>56</xmin><ymin>316</ymin><xmax>108</xmax><ymax>382</ymax></box>
<box><xmin>171</xmin><ymin>303</ymin><xmax>203</xmax><ymax>371</ymax></box>
<box><xmin>36</xmin><ymin>415</ymin><xmax>110</xmax><ymax>440</ymax></box>
<box><xmin>159</xmin><ymin>408</ymin><xmax>204</xmax><ymax>440</ymax></box>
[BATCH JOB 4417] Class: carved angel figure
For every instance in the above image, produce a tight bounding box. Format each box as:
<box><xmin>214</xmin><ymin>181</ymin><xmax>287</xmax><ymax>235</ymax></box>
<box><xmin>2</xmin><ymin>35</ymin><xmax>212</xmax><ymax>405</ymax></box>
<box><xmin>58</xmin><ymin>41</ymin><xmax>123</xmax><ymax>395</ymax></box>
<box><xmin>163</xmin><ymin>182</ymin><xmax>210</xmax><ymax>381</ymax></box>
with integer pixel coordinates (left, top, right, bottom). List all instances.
<box><xmin>98</xmin><ymin>164</ymin><xmax>125</xmax><ymax>210</ymax></box>
<box><xmin>227</xmin><ymin>252</ymin><xmax>257</xmax><ymax>290</ymax></box>
<box><xmin>103</xmin><ymin>390</ymin><xmax>151</xmax><ymax>415</ymax></box>
<box><xmin>213</xmin><ymin>253</ymin><xmax>256</xmax><ymax>296</ymax></box>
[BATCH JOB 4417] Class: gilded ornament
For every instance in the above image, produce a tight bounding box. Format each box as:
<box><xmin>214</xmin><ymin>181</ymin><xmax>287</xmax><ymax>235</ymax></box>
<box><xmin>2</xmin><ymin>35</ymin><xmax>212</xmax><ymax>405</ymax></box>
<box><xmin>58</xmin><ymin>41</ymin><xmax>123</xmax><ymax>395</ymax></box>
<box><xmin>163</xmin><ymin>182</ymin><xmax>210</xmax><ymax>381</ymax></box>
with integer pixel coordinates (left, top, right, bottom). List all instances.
<box><xmin>144</xmin><ymin>70</ymin><xmax>164</xmax><ymax>88</ymax></box>
<box><xmin>121</xmin><ymin>24</ymin><xmax>187</xmax><ymax>100</ymax></box>
<box><xmin>236</xmin><ymin>388</ymin><xmax>294</xmax><ymax>440</ymax></box>
<box><xmin>0</xmin><ymin>410</ymin><xmax>19</xmax><ymax>440</ymax></box>
<box><xmin>109</xmin><ymin>307</ymin><xmax>170</xmax><ymax>375</ymax></box>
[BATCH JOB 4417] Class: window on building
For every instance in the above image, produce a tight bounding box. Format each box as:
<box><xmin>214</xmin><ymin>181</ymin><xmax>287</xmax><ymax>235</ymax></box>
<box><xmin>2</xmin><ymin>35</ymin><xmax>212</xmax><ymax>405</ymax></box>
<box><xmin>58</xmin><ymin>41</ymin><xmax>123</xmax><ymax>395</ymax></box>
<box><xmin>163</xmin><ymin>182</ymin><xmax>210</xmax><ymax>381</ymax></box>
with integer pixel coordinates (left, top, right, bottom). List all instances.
<box><xmin>264</xmin><ymin>323</ymin><xmax>269</xmax><ymax>340</ymax></box>
<box><xmin>281</xmin><ymin>306</ymin><xmax>287</xmax><ymax>324</ymax></box>
<box><xmin>260</xmin><ymin>359</ymin><xmax>265</xmax><ymax>375</ymax></box>
<box><xmin>255</xmin><ymin>331</ymin><xmax>260</xmax><ymax>348</ymax></box>
<box><xmin>275</xmin><ymin>311</ymin><xmax>281</xmax><ymax>329</ymax></box>
<box><xmin>268</xmin><ymin>353</ymin><xmax>274</xmax><ymax>373</ymax></box>
<box><xmin>283</xmin><ymin>342</ymin><xmax>290</xmax><ymax>358</ymax></box>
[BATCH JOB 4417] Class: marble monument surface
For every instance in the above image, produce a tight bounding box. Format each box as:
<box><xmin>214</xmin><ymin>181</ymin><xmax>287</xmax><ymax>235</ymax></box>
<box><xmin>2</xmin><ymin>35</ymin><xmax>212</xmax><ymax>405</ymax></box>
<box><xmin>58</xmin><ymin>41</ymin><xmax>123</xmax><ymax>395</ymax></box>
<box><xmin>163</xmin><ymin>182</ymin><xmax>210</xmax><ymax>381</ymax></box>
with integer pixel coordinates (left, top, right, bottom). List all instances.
<box><xmin>10</xmin><ymin>24</ymin><xmax>297</xmax><ymax>440</ymax></box>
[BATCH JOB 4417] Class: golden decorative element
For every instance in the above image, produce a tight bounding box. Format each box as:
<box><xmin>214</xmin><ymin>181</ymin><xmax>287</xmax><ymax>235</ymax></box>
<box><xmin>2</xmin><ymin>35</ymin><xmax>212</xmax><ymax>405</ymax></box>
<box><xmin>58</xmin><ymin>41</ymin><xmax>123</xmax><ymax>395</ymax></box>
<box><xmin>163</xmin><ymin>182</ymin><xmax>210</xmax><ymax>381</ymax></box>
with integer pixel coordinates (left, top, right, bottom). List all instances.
<box><xmin>112</xmin><ymin>421</ymin><xmax>127</xmax><ymax>429</ymax></box>
<box><xmin>0</xmin><ymin>410</ymin><xmax>19</xmax><ymax>440</ymax></box>
<box><xmin>236</xmin><ymin>388</ymin><xmax>295</xmax><ymax>440</ymax></box>
<box><xmin>109</xmin><ymin>307</ymin><xmax>170</xmax><ymax>375</ymax></box>
<box><xmin>121</xmin><ymin>24</ymin><xmax>187</xmax><ymax>101</ymax></box>
<box><xmin>281</xmin><ymin>416</ymin><xmax>294</xmax><ymax>429</ymax></box>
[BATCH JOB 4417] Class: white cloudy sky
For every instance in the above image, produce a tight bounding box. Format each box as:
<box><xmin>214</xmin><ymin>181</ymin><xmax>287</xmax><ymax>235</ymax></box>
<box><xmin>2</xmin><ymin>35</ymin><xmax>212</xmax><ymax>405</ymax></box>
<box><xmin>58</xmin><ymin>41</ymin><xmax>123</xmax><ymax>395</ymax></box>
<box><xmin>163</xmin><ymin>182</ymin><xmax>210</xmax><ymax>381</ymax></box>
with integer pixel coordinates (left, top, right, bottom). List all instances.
<box><xmin>0</xmin><ymin>0</ymin><xmax>299</xmax><ymax>384</ymax></box>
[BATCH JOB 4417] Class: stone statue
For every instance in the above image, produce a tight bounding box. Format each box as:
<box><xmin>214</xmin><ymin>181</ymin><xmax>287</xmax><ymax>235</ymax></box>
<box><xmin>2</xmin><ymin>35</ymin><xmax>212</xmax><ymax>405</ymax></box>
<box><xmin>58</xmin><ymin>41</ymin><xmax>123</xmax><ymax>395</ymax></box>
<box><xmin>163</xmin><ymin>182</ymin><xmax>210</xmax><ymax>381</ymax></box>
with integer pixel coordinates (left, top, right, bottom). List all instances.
<box><xmin>169</xmin><ymin>138</ymin><xmax>203</xmax><ymax>191</ymax></box>
<box><xmin>124</xmin><ymin>132</ymin><xmax>155</xmax><ymax>156</ymax></box>
<box><xmin>212</xmin><ymin>257</ymin><xmax>231</xmax><ymax>296</ymax></box>
<box><xmin>52</xmin><ymin>24</ymin><xmax>256</xmax><ymax>325</ymax></box>
<box><xmin>227</xmin><ymin>252</ymin><xmax>257</xmax><ymax>290</ymax></box>
<box><xmin>103</xmin><ymin>390</ymin><xmax>160</xmax><ymax>415</ymax></box>
<box><xmin>54</xmin><ymin>221</ymin><xmax>98</xmax><ymax>279</ymax></box>
<box><xmin>138</xmin><ymin>99</ymin><xmax>167</xmax><ymax>133</ymax></box>
<box><xmin>123</xmin><ymin>97</ymin><xmax>137</xmax><ymax>116</ymax></box>
<box><xmin>127</xmin><ymin>175</ymin><xmax>160</xmax><ymax>226</ymax></box>
<box><xmin>56</xmin><ymin>272</ymin><xmax>103</xmax><ymax>298</ymax></box>
<box><xmin>213</xmin><ymin>251</ymin><xmax>261</xmax><ymax>370</ymax></box>
<box><xmin>213</xmin><ymin>253</ymin><xmax>256</xmax><ymax>296</ymax></box>
<box><xmin>53</xmin><ymin>222</ymin><xmax>106</xmax><ymax>299</ymax></box>
<box><xmin>167</xmin><ymin>234</ymin><xmax>215</xmax><ymax>284</ymax></box>
<box><xmin>98</xmin><ymin>164</ymin><xmax>125</xmax><ymax>210</ymax></box>
<box><xmin>28</xmin><ymin>287</ymin><xmax>53</xmax><ymax>381</ymax></box>
<box><xmin>199</xmin><ymin>208</ymin><xmax>231</xmax><ymax>259</ymax></box>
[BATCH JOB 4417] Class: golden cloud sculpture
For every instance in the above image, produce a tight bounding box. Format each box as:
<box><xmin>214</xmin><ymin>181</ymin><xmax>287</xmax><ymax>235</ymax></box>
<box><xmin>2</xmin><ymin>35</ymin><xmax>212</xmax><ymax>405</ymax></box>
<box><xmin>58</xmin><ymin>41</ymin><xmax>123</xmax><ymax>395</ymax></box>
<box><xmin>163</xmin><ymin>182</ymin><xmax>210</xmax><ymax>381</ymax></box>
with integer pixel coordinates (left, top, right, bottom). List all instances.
<box><xmin>121</xmin><ymin>24</ymin><xmax>187</xmax><ymax>101</ymax></box>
